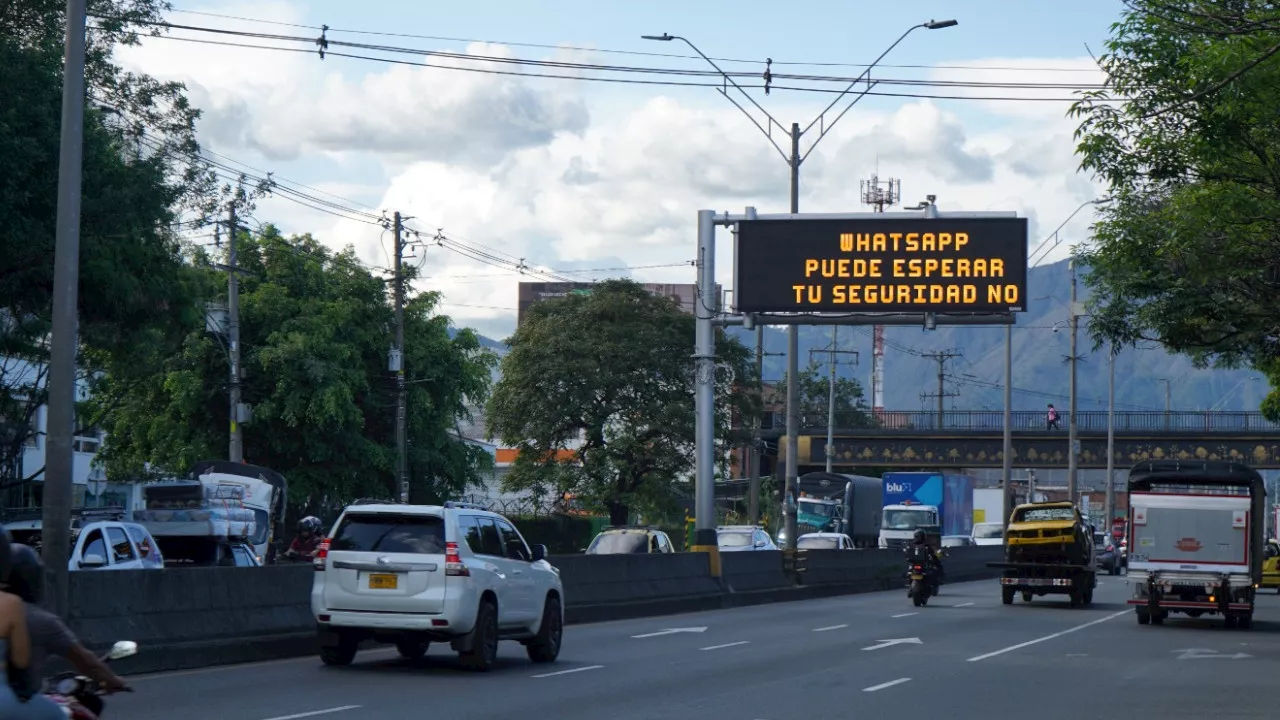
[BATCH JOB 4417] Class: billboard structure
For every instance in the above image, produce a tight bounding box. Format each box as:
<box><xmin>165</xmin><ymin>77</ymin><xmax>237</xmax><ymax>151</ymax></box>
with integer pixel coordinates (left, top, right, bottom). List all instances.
<box><xmin>517</xmin><ymin>282</ymin><xmax>719</xmax><ymax>327</ymax></box>
<box><xmin>735</xmin><ymin>217</ymin><xmax>1028</xmax><ymax>314</ymax></box>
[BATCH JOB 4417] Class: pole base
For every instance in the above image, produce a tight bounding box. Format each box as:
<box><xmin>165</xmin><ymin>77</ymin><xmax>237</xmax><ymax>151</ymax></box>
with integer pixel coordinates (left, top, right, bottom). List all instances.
<box><xmin>690</xmin><ymin>528</ymin><xmax>722</xmax><ymax>578</ymax></box>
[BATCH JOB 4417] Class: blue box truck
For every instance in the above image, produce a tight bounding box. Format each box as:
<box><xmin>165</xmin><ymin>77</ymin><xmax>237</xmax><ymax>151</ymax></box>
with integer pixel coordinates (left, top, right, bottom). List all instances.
<box><xmin>879</xmin><ymin>472</ymin><xmax>976</xmax><ymax>549</ymax></box>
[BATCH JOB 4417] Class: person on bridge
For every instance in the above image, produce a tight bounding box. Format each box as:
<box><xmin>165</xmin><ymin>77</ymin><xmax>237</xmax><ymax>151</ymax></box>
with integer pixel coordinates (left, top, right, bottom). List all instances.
<box><xmin>5</xmin><ymin>542</ymin><xmax>130</xmax><ymax>709</ymax></box>
<box><xmin>1046</xmin><ymin>404</ymin><xmax>1060</xmax><ymax>430</ymax></box>
<box><xmin>284</xmin><ymin>516</ymin><xmax>324</xmax><ymax>561</ymax></box>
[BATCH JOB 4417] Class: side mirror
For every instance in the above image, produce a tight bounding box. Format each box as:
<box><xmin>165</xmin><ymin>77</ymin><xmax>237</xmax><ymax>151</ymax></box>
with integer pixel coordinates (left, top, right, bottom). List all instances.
<box><xmin>530</xmin><ymin>544</ymin><xmax>548</xmax><ymax>562</ymax></box>
<box><xmin>80</xmin><ymin>553</ymin><xmax>107</xmax><ymax>569</ymax></box>
<box><xmin>107</xmin><ymin>641</ymin><xmax>138</xmax><ymax>660</ymax></box>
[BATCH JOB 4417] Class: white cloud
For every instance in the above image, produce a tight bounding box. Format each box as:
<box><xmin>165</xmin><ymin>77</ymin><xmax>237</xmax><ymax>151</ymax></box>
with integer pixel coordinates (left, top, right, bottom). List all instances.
<box><xmin>115</xmin><ymin>7</ymin><xmax>1108</xmax><ymax>340</ymax></box>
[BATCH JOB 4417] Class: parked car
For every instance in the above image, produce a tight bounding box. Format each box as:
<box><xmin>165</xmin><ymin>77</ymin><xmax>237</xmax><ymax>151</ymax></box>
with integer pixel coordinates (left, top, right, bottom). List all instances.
<box><xmin>1262</xmin><ymin>539</ymin><xmax>1279</xmax><ymax>593</ymax></box>
<box><xmin>585</xmin><ymin>526</ymin><xmax>674</xmax><ymax>554</ymax></box>
<box><xmin>941</xmin><ymin>535</ymin><xmax>974</xmax><ymax>548</ymax></box>
<box><xmin>716</xmin><ymin>525</ymin><xmax>777</xmax><ymax>552</ymax></box>
<box><xmin>796</xmin><ymin>532</ymin><xmax>856</xmax><ymax>550</ymax></box>
<box><xmin>311</xmin><ymin>500</ymin><xmax>563</xmax><ymax>671</ymax></box>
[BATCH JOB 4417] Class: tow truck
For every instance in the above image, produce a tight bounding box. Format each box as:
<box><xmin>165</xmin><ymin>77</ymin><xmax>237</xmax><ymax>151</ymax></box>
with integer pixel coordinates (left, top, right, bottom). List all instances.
<box><xmin>988</xmin><ymin>500</ymin><xmax>1097</xmax><ymax>607</ymax></box>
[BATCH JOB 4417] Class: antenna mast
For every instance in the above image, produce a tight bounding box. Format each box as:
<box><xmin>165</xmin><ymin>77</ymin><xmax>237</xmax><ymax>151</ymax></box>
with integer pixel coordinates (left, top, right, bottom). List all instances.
<box><xmin>859</xmin><ymin>174</ymin><xmax>900</xmax><ymax>417</ymax></box>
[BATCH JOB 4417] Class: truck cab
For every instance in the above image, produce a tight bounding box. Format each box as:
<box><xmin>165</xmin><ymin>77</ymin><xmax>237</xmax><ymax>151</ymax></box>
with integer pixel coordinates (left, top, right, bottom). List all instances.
<box><xmin>132</xmin><ymin>480</ymin><xmax>263</xmax><ymax>567</ymax></box>
<box><xmin>879</xmin><ymin>502</ymin><xmax>940</xmax><ymax>550</ymax></box>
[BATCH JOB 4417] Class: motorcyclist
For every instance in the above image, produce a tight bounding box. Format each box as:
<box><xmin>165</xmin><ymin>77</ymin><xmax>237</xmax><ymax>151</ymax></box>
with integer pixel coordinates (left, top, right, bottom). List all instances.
<box><xmin>905</xmin><ymin>529</ymin><xmax>943</xmax><ymax>591</ymax></box>
<box><xmin>283</xmin><ymin>517</ymin><xmax>323</xmax><ymax>561</ymax></box>
<box><xmin>6</xmin><ymin>543</ymin><xmax>130</xmax><ymax>703</ymax></box>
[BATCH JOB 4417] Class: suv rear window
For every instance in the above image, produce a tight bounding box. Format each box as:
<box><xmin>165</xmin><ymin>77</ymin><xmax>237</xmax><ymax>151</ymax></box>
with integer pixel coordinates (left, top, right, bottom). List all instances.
<box><xmin>587</xmin><ymin>531</ymin><xmax>649</xmax><ymax>554</ymax></box>
<box><xmin>330</xmin><ymin>513</ymin><xmax>445</xmax><ymax>554</ymax></box>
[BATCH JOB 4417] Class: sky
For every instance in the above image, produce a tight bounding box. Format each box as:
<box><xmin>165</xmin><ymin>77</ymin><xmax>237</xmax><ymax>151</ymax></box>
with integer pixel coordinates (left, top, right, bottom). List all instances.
<box><xmin>109</xmin><ymin>0</ymin><xmax>1124</xmax><ymax>340</ymax></box>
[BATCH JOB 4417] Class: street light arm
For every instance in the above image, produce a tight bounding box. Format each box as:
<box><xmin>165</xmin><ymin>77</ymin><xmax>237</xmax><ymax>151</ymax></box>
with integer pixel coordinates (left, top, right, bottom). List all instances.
<box><xmin>642</xmin><ymin>33</ymin><xmax>791</xmax><ymax>164</ymax></box>
<box><xmin>799</xmin><ymin>21</ymin><xmax>945</xmax><ymax>161</ymax></box>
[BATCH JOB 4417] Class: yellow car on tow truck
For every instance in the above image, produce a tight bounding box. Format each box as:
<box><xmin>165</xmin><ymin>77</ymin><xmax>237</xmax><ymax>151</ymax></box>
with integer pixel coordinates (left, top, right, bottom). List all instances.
<box><xmin>988</xmin><ymin>501</ymin><xmax>1097</xmax><ymax>607</ymax></box>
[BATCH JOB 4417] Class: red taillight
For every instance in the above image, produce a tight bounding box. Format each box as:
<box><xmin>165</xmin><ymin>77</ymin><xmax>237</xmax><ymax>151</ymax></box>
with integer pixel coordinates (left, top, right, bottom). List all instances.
<box><xmin>445</xmin><ymin>541</ymin><xmax>470</xmax><ymax>576</ymax></box>
<box><xmin>912</xmin><ymin>565</ymin><xmax>923</xmax><ymax>571</ymax></box>
<box><xmin>313</xmin><ymin>539</ymin><xmax>330</xmax><ymax>571</ymax></box>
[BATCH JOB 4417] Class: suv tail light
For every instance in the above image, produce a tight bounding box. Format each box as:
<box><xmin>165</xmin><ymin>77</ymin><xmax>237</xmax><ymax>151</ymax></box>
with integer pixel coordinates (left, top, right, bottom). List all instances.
<box><xmin>445</xmin><ymin>541</ymin><xmax>470</xmax><ymax>576</ymax></box>
<box><xmin>313</xmin><ymin>538</ymin><xmax>330</xmax><ymax>571</ymax></box>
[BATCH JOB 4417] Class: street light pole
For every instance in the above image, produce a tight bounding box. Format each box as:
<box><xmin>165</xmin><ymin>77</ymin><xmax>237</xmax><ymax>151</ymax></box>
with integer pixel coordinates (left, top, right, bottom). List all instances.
<box><xmin>643</xmin><ymin>19</ymin><xmax>957</xmax><ymax>551</ymax></box>
<box><xmin>1001</xmin><ymin>323</ymin><xmax>1013</xmax><ymax>527</ymax></box>
<box><xmin>1068</xmin><ymin>256</ymin><xmax>1079</xmax><ymax>504</ymax></box>
<box><xmin>1105</xmin><ymin>341</ymin><xmax>1115</xmax><ymax>536</ymax></box>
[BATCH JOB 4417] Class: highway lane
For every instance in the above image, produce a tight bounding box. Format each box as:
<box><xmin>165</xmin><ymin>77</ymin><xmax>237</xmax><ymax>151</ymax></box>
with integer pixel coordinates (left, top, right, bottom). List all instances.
<box><xmin>106</xmin><ymin>576</ymin><xmax>1276</xmax><ymax>720</ymax></box>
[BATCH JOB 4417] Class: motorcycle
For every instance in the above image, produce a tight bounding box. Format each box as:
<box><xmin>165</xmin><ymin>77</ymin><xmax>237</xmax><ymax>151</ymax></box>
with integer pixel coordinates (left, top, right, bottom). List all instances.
<box><xmin>906</xmin><ymin>561</ymin><xmax>933</xmax><ymax>607</ymax></box>
<box><xmin>44</xmin><ymin>640</ymin><xmax>137</xmax><ymax>719</ymax></box>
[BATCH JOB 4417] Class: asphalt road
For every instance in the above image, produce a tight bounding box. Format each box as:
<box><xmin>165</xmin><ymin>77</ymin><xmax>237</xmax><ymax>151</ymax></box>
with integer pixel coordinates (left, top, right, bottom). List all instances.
<box><xmin>107</xmin><ymin>577</ymin><xmax>1280</xmax><ymax>720</ymax></box>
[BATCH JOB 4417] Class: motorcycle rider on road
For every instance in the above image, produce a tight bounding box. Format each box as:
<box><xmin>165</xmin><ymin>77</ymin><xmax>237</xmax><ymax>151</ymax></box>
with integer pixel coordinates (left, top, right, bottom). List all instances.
<box><xmin>906</xmin><ymin>529</ymin><xmax>943</xmax><ymax>592</ymax></box>
<box><xmin>5</xmin><ymin>543</ymin><xmax>130</xmax><ymax>704</ymax></box>
<box><xmin>283</xmin><ymin>516</ymin><xmax>323</xmax><ymax>561</ymax></box>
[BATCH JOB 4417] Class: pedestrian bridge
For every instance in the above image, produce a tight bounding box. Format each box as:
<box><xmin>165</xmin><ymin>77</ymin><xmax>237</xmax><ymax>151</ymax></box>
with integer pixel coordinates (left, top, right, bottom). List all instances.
<box><xmin>763</xmin><ymin>410</ymin><xmax>1280</xmax><ymax>470</ymax></box>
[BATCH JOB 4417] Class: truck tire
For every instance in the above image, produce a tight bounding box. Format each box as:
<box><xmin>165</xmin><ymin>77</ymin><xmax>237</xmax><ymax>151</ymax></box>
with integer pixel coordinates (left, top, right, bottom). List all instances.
<box><xmin>1238</xmin><ymin>613</ymin><xmax>1253</xmax><ymax>629</ymax></box>
<box><xmin>1021</xmin><ymin>591</ymin><xmax>1032</xmax><ymax>602</ymax></box>
<box><xmin>1083</xmin><ymin>589</ymin><xmax>1094</xmax><ymax>606</ymax></box>
<box><xmin>1002</xmin><ymin>587</ymin><xmax>1014</xmax><ymax>605</ymax></box>
<box><xmin>1136</xmin><ymin>609</ymin><xmax>1150</xmax><ymax>625</ymax></box>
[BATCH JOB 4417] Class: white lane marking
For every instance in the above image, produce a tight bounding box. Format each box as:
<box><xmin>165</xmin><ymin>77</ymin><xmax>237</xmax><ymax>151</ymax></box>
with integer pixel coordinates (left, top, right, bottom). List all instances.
<box><xmin>863</xmin><ymin>678</ymin><xmax>912</xmax><ymax>692</ymax></box>
<box><xmin>701</xmin><ymin>641</ymin><xmax>751</xmax><ymax>651</ymax></box>
<box><xmin>966</xmin><ymin>610</ymin><xmax>1129</xmax><ymax>662</ymax></box>
<box><xmin>862</xmin><ymin>638</ymin><xmax>922</xmax><ymax>652</ymax></box>
<box><xmin>631</xmin><ymin>627</ymin><xmax>707</xmax><ymax>638</ymax></box>
<box><xmin>531</xmin><ymin>664</ymin><xmax>605</xmax><ymax>678</ymax></box>
<box><xmin>813</xmin><ymin>624</ymin><xmax>848</xmax><ymax>632</ymax></box>
<box><xmin>892</xmin><ymin>612</ymin><xmax>918</xmax><ymax>618</ymax></box>
<box><xmin>257</xmin><ymin>707</ymin><xmax>361</xmax><ymax>720</ymax></box>
<box><xmin>953</xmin><ymin>602</ymin><xmax>974</xmax><ymax>608</ymax></box>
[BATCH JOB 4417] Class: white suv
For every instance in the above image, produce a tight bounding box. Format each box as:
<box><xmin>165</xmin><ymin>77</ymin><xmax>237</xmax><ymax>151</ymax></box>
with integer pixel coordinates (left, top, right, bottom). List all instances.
<box><xmin>310</xmin><ymin>500</ymin><xmax>564</xmax><ymax>671</ymax></box>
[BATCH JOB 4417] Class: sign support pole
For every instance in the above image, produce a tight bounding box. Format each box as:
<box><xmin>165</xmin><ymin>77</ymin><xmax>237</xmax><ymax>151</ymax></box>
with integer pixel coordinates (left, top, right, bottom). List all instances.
<box><xmin>692</xmin><ymin>210</ymin><xmax>720</xmax><ymax>575</ymax></box>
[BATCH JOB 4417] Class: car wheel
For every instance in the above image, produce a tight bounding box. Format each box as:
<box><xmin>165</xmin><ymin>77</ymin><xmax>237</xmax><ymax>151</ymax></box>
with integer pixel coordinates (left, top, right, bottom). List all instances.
<box><xmin>319</xmin><ymin>634</ymin><xmax>358</xmax><ymax>667</ymax></box>
<box><xmin>396</xmin><ymin>640</ymin><xmax>430</xmax><ymax>660</ymax></box>
<box><xmin>527</xmin><ymin>595</ymin><xmax>563</xmax><ymax>664</ymax></box>
<box><xmin>459</xmin><ymin>599</ymin><xmax>499</xmax><ymax>672</ymax></box>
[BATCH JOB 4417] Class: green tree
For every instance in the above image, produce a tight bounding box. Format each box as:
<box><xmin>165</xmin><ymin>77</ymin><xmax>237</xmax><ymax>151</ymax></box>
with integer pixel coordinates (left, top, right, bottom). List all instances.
<box><xmin>1070</xmin><ymin>2</ymin><xmax>1280</xmax><ymax>414</ymax></box>
<box><xmin>0</xmin><ymin>2</ymin><xmax>266</xmax><ymax>486</ymax></box>
<box><xmin>779</xmin><ymin>360</ymin><xmax>874</xmax><ymax>429</ymax></box>
<box><xmin>487</xmin><ymin>280</ymin><xmax>759</xmax><ymax>525</ymax></box>
<box><xmin>88</xmin><ymin>226</ymin><xmax>496</xmax><ymax>504</ymax></box>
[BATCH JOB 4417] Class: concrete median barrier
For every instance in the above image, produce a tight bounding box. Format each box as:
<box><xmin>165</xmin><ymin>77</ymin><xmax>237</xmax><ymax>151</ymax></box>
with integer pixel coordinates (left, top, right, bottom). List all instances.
<box><xmin>66</xmin><ymin>547</ymin><xmax>1008</xmax><ymax>675</ymax></box>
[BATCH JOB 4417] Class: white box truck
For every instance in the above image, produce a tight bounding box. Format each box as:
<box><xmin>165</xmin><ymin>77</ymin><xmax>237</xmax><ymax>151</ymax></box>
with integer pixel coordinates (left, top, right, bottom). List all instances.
<box><xmin>1126</xmin><ymin>460</ymin><xmax>1265</xmax><ymax>629</ymax></box>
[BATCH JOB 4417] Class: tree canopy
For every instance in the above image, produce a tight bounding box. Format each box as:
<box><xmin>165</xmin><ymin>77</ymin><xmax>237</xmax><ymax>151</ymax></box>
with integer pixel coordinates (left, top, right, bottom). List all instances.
<box><xmin>88</xmin><ymin>226</ymin><xmax>497</xmax><ymax>506</ymax></box>
<box><xmin>1070</xmin><ymin>1</ymin><xmax>1280</xmax><ymax>414</ymax></box>
<box><xmin>778</xmin><ymin>360</ymin><xmax>874</xmax><ymax>429</ymax></box>
<box><xmin>486</xmin><ymin>280</ymin><xmax>759</xmax><ymax>525</ymax></box>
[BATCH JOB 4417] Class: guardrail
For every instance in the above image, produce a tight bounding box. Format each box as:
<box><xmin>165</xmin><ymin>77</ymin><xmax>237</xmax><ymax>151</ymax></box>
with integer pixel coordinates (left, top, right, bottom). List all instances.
<box><xmin>763</xmin><ymin>410</ymin><xmax>1280</xmax><ymax>433</ymax></box>
<box><xmin>66</xmin><ymin>546</ymin><xmax>1004</xmax><ymax>675</ymax></box>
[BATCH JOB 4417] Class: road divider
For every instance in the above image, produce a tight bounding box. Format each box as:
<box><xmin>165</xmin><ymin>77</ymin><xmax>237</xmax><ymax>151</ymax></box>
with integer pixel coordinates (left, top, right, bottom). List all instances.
<box><xmin>68</xmin><ymin>545</ymin><xmax>1004</xmax><ymax>675</ymax></box>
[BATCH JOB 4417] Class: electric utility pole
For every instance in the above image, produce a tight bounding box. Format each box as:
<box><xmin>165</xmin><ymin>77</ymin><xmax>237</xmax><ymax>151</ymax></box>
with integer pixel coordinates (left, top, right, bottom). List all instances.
<box><xmin>392</xmin><ymin>211</ymin><xmax>409</xmax><ymax>503</ymax></box>
<box><xmin>227</xmin><ymin>202</ymin><xmax>244</xmax><ymax>463</ymax></box>
<box><xmin>43</xmin><ymin>0</ymin><xmax>88</xmax><ymax>619</ymax></box>
<box><xmin>642</xmin><ymin>19</ymin><xmax>957</xmax><ymax>553</ymax></box>
<box><xmin>808</xmin><ymin>342</ymin><xmax>859</xmax><ymax>473</ymax></box>
<box><xmin>921</xmin><ymin>350</ymin><xmax>962</xmax><ymax>426</ymax></box>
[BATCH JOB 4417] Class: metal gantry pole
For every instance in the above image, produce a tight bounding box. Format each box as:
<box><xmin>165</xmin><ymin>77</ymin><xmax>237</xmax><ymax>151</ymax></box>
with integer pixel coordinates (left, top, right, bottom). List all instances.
<box><xmin>1105</xmin><ymin>341</ymin><xmax>1116</xmax><ymax>536</ymax></box>
<box><xmin>693</xmin><ymin>210</ymin><xmax>718</xmax><ymax>550</ymax></box>
<box><xmin>1067</xmin><ymin>259</ymin><xmax>1079</xmax><ymax>503</ymax></box>
<box><xmin>1002</xmin><ymin>323</ymin><xmax>1013</xmax><ymax>526</ymax></box>
<box><xmin>783</xmin><ymin>123</ymin><xmax>801</xmax><ymax>551</ymax></box>
<box><xmin>43</xmin><ymin>0</ymin><xmax>88</xmax><ymax>618</ymax></box>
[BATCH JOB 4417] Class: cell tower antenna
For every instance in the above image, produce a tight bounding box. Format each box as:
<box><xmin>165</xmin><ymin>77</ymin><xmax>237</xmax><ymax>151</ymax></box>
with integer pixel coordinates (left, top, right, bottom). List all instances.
<box><xmin>859</xmin><ymin>172</ymin><xmax>901</xmax><ymax>418</ymax></box>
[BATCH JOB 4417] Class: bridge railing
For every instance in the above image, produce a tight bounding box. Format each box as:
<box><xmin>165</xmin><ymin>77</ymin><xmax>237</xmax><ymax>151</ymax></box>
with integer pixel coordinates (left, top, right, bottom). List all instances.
<box><xmin>763</xmin><ymin>410</ymin><xmax>1280</xmax><ymax>433</ymax></box>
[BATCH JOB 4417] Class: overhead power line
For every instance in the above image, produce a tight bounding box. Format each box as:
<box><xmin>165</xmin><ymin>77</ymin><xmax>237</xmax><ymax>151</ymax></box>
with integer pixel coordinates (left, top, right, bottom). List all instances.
<box><xmin>85</xmin><ymin>17</ymin><xmax>1124</xmax><ymax>102</ymax></box>
<box><xmin>166</xmin><ymin>7</ymin><xmax>1107</xmax><ymax>74</ymax></box>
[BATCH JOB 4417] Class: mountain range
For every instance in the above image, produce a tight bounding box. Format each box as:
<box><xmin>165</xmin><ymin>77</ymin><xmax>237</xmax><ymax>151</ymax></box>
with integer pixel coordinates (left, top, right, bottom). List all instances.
<box><xmin>455</xmin><ymin>259</ymin><xmax>1268</xmax><ymax>414</ymax></box>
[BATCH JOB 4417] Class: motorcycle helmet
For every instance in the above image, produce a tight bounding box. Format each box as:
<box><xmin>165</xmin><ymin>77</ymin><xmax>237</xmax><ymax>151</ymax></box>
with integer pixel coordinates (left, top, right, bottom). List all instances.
<box><xmin>912</xmin><ymin>529</ymin><xmax>926</xmax><ymax>544</ymax></box>
<box><xmin>7</xmin><ymin>543</ymin><xmax>42</xmax><ymax>603</ymax></box>
<box><xmin>298</xmin><ymin>516</ymin><xmax>322</xmax><ymax>535</ymax></box>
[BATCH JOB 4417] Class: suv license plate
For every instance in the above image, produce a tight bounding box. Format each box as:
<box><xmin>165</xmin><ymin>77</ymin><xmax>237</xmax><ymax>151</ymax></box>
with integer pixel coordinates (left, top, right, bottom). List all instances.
<box><xmin>369</xmin><ymin>573</ymin><xmax>398</xmax><ymax>589</ymax></box>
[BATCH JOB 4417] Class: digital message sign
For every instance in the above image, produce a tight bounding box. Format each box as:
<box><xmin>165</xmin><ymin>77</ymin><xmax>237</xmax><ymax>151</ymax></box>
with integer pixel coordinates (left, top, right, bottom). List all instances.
<box><xmin>734</xmin><ymin>217</ymin><xmax>1028</xmax><ymax>314</ymax></box>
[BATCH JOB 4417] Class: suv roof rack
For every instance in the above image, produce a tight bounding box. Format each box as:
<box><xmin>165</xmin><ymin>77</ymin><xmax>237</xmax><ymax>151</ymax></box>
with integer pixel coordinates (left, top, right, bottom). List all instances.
<box><xmin>442</xmin><ymin>501</ymin><xmax>488</xmax><ymax>511</ymax></box>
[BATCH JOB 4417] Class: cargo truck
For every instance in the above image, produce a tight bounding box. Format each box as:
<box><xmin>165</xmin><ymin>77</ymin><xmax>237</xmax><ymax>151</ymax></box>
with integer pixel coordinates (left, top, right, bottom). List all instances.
<box><xmin>879</xmin><ymin>472</ymin><xmax>976</xmax><ymax>549</ymax></box>
<box><xmin>989</xmin><ymin>500</ymin><xmax>1097</xmax><ymax>606</ymax></box>
<box><xmin>1125</xmin><ymin>460</ymin><xmax>1265</xmax><ymax>629</ymax></box>
<box><xmin>972</xmin><ymin>488</ymin><xmax>1004</xmax><ymax>526</ymax></box>
<box><xmin>783</xmin><ymin>473</ymin><xmax>883</xmax><ymax>548</ymax></box>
